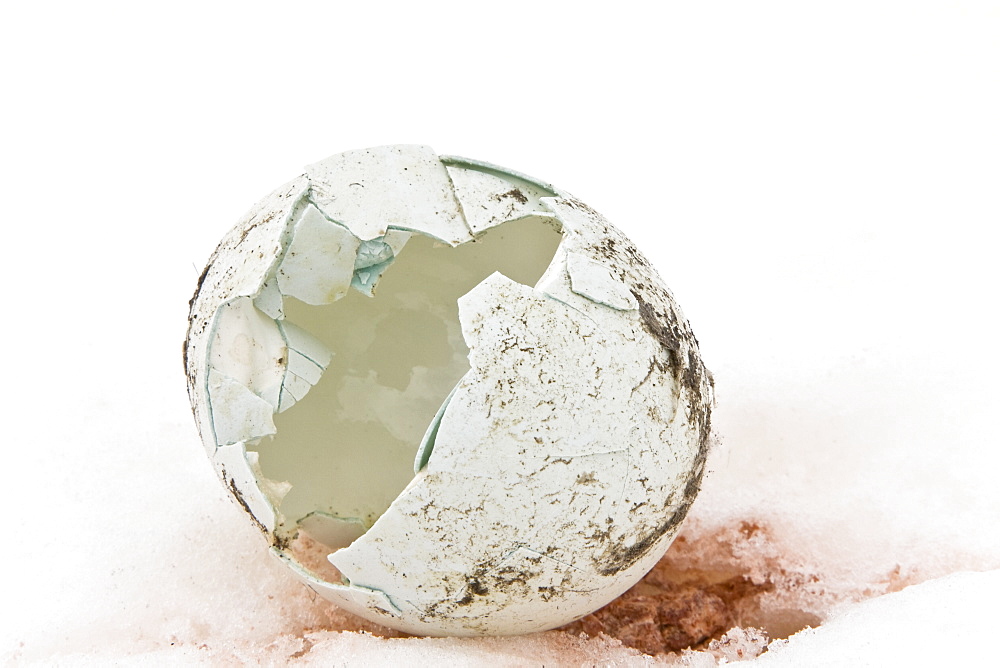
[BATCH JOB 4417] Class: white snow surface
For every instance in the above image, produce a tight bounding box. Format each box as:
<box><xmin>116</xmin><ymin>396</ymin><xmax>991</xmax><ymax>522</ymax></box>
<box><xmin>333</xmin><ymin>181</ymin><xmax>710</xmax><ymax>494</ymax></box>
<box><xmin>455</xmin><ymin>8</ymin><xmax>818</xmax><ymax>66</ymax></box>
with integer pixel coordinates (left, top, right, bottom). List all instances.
<box><xmin>2</xmin><ymin>1</ymin><xmax>998</xmax><ymax>665</ymax></box>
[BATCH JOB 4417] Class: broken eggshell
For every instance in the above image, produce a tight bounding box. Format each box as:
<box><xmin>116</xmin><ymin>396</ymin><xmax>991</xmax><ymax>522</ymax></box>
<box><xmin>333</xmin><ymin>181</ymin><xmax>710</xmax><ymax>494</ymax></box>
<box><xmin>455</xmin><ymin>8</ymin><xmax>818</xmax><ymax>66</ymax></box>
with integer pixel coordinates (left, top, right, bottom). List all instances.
<box><xmin>183</xmin><ymin>145</ymin><xmax>713</xmax><ymax>636</ymax></box>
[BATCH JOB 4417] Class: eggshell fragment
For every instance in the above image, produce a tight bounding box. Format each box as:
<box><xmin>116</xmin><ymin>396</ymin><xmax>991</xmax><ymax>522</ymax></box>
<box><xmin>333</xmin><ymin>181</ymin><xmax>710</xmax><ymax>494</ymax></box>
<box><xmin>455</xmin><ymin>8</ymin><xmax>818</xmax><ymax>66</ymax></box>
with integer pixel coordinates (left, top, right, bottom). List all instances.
<box><xmin>184</xmin><ymin>145</ymin><xmax>713</xmax><ymax>636</ymax></box>
<box><xmin>443</xmin><ymin>156</ymin><xmax>556</xmax><ymax>234</ymax></box>
<box><xmin>207</xmin><ymin>370</ymin><xmax>277</xmax><ymax>446</ymax></box>
<box><xmin>565</xmin><ymin>251</ymin><xmax>639</xmax><ymax>311</ymax></box>
<box><xmin>306</xmin><ymin>145</ymin><xmax>472</xmax><ymax>244</ymax></box>
<box><xmin>275</xmin><ymin>203</ymin><xmax>360</xmax><ymax>305</ymax></box>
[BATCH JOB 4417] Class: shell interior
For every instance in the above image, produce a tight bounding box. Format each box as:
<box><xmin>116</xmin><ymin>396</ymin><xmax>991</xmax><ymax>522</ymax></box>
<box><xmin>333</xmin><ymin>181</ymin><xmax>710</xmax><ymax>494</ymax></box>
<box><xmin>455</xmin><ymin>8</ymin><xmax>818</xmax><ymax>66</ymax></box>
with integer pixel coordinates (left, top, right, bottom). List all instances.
<box><xmin>254</xmin><ymin>214</ymin><xmax>563</xmax><ymax>547</ymax></box>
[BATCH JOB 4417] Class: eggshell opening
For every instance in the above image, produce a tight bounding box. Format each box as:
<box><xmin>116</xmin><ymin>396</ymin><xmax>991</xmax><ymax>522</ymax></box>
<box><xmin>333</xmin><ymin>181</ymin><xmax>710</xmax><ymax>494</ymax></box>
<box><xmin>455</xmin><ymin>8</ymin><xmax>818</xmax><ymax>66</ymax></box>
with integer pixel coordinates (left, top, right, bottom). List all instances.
<box><xmin>253</xmin><ymin>214</ymin><xmax>563</xmax><ymax>547</ymax></box>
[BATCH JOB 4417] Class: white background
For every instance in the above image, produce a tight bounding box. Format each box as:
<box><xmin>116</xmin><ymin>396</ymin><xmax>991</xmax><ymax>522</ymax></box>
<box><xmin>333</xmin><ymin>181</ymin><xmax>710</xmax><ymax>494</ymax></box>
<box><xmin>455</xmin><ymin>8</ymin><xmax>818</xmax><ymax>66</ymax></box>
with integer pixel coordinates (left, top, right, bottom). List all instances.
<box><xmin>2</xmin><ymin>1</ymin><xmax>998</xmax><ymax>664</ymax></box>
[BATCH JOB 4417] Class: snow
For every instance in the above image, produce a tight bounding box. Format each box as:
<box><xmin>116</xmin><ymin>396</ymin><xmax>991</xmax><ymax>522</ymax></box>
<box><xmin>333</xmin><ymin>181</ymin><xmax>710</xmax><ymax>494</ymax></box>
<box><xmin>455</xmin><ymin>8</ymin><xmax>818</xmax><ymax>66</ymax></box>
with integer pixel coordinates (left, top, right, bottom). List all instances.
<box><xmin>753</xmin><ymin>571</ymin><xmax>1000</xmax><ymax>667</ymax></box>
<box><xmin>2</xmin><ymin>0</ymin><xmax>998</xmax><ymax>664</ymax></box>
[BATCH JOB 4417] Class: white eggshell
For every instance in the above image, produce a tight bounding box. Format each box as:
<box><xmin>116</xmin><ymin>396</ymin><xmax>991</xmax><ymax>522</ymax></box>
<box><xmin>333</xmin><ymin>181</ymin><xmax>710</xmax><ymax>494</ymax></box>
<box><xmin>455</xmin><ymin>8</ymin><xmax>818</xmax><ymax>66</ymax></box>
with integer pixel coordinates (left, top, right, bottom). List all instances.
<box><xmin>184</xmin><ymin>145</ymin><xmax>713</xmax><ymax>636</ymax></box>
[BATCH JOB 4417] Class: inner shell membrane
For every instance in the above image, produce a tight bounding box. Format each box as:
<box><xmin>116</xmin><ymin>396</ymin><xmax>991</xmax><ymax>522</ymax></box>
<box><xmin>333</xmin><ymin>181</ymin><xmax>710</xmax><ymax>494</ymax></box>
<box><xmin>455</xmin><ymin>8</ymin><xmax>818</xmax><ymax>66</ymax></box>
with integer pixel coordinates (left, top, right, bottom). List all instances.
<box><xmin>250</xmin><ymin>215</ymin><xmax>563</xmax><ymax>552</ymax></box>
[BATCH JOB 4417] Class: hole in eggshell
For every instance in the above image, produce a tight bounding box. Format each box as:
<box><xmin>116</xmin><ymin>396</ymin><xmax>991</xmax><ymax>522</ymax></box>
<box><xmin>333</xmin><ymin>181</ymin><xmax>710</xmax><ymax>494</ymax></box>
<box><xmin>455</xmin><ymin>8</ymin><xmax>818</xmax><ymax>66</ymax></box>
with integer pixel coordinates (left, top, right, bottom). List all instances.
<box><xmin>248</xmin><ymin>214</ymin><xmax>563</xmax><ymax>549</ymax></box>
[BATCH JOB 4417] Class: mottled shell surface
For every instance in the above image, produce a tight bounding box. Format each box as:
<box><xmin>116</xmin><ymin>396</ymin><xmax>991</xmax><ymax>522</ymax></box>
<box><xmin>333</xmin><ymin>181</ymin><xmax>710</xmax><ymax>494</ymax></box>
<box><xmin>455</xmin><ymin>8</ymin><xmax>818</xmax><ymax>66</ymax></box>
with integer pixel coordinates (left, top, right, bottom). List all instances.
<box><xmin>184</xmin><ymin>145</ymin><xmax>713</xmax><ymax>636</ymax></box>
